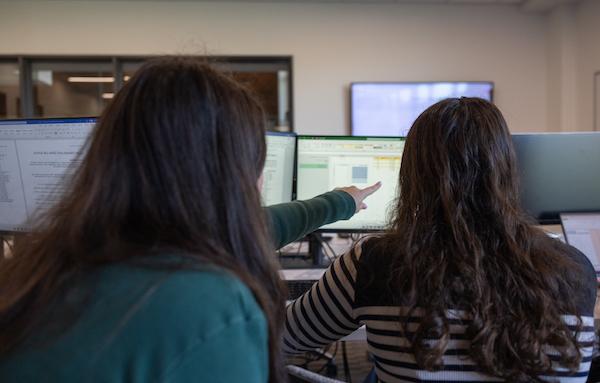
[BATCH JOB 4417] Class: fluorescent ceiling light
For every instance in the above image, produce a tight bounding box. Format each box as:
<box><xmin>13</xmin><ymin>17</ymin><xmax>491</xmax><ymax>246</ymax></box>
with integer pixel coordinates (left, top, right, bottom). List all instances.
<box><xmin>102</xmin><ymin>93</ymin><xmax>114</xmax><ymax>99</ymax></box>
<box><xmin>68</xmin><ymin>76</ymin><xmax>114</xmax><ymax>83</ymax></box>
<box><xmin>35</xmin><ymin>70</ymin><xmax>53</xmax><ymax>86</ymax></box>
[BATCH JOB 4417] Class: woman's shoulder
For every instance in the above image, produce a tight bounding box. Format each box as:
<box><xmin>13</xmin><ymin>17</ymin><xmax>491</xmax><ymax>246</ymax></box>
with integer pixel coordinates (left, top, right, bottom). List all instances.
<box><xmin>352</xmin><ymin>235</ymin><xmax>396</xmax><ymax>271</ymax></box>
<box><xmin>553</xmin><ymin>241</ymin><xmax>597</xmax><ymax>316</ymax></box>
<box><xmin>349</xmin><ymin>236</ymin><xmax>398</xmax><ymax>306</ymax></box>
<box><xmin>99</xmin><ymin>260</ymin><xmax>267</xmax><ymax>336</ymax></box>
<box><xmin>559</xmin><ymin>242</ymin><xmax>596</xmax><ymax>280</ymax></box>
<box><xmin>0</xmin><ymin>260</ymin><xmax>268</xmax><ymax>382</ymax></box>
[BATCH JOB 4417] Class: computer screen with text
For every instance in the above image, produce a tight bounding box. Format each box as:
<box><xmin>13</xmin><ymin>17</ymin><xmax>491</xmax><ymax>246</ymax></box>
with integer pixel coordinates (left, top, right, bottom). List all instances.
<box><xmin>296</xmin><ymin>136</ymin><xmax>405</xmax><ymax>231</ymax></box>
<box><xmin>0</xmin><ymin>118</ymin><xmax>95</xmax><ymax>232</ymax></box>
<box><xmin>262</xmin><ymin>132</ymin><xmax>296</xmax><ymax>206</ymax></box>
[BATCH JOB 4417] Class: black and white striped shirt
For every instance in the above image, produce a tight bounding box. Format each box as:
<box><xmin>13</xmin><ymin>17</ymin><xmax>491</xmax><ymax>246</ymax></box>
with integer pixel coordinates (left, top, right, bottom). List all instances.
<box><xmin>283</xmin><ymin>239</ymin><xmax>597</xmax><ymax>382</ymax></box>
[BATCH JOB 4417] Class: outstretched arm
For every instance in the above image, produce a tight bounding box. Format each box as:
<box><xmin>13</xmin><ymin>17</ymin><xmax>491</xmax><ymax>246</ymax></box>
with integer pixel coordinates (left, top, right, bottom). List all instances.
<box><xmin>265</xmin><ymin>183</ymin><xmax>381</xmax><ymax>249</ymax></box>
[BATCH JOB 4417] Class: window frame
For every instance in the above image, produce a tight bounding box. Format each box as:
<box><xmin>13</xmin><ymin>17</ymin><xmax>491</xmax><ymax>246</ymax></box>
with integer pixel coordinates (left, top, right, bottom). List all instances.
<box><xmin>0</xmin><ymin>55</ymin><xmax>294</xmax><ymax>131</ymax></box>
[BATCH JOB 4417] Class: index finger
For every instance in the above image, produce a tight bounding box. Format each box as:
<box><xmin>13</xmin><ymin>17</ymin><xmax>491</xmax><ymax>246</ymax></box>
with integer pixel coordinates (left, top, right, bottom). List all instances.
<box><xmin>360</xmin><ymin>181</ymin><xmax>382</xmax><ymax>198</ymax></box>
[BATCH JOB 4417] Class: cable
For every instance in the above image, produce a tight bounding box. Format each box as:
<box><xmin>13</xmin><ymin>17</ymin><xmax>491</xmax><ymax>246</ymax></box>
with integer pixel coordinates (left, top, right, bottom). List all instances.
<box><xmin>296</xmin><ymin>238</ymin><xmax>307</xmax><ymax>258</ymax></box>
<box><xmin>314</xmin><ymin>235</ymin><xmax>337</xmax><ymax>265</ymax></box>
<box><xmin>323</xmin><ymin>237</ymin><xmax>338</xmax><ymax>260</ymax></box>
<box><xmin>315</xmin><ymin>342</ymin><xmax>338</xmax><ymax>376</ymax></box>
<box><xmin>296</xmin><ymin>343</ymin><xmax>335</xmax><ymax>373</ymax></box>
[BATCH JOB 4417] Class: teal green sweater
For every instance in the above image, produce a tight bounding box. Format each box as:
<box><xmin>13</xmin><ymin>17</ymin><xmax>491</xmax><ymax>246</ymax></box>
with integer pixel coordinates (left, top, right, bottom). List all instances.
<box><xmin>0</xmin><ymin>191</ymin><xmax>355</xmax><ymax>383</ymax></box>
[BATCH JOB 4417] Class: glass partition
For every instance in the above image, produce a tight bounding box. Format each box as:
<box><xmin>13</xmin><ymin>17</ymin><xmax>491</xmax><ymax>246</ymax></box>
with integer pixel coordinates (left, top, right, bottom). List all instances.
<box><xmin>0</xmin><ymin>62</ymin><xmax>21</xmax><ymax>119</ymax></box>
<box><xmin>31</xmin><ymin>61</ymin><xmax>114</xmax><ymax>118</ymax></box>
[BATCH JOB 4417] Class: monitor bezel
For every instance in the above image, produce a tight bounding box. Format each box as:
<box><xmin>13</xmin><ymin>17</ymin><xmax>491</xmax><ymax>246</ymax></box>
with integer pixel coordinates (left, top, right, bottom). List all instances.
<box><xmin>296</xmin><ymin>134</ymin><xmax>405</xmax><ymax>233</ymax></box>
<box><xmin>0</xmin><ymin>116</ymin><xmax>97</xmax><ymax>124</ymax></box>
<box><xmin>349</xmin><ymin>81</ymin><xmax>495</xmax><ymax>136</ymax></box>
<box><xmin>0</xmin><ymin>116</ymin><xmax>98</xmax><ymax>234</ymax></box>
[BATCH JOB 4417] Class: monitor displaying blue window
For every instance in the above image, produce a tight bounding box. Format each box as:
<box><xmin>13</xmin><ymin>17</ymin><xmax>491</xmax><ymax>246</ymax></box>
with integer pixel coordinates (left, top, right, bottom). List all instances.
<box><xmin>0</xmin><ymin>118</ymin><xmax>96</xmax><ymax>232</ymax></box>
<box><xmin>351</xmin><ymin>82</ymin><xmax>494</xmax><ymax>137</ymax></box>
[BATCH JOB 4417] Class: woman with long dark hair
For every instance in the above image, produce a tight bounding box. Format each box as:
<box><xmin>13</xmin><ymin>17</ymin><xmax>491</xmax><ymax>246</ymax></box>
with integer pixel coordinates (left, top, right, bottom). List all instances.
<box><xmin>0</xmin><ymin>57</ymin><xmax>378</xmax><ymax>382</ymax></box>
<box><xmin>284</xmin><ymin>98</ymin><xmax>597</xmax><ymax>382</ymax></box>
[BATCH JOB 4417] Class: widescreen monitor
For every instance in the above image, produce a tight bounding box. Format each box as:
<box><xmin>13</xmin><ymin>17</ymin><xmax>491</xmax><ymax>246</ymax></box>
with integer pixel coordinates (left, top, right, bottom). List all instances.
<box><xmin>351</xmin><ymin>82</ymin><xmax>494</xmax><ymax>137</ymax></box>
<box><xmin>512</xmin><ymin>132</ymin><xmax>600</xmax><ymax>224</ymax></box>
<box><xmin>0</xmin><ymin>118</ymin><xmax>95</xmax><ymax>233</ymax></box>
<box><xmin>296</xmin><ymin>136</ymin><xmax>405</xmax><ymax>231</ymax></box>
<box><xmin>262</xmin><ymin>131</ymin><xmax>296</xmax><ymax>206</ymax></box>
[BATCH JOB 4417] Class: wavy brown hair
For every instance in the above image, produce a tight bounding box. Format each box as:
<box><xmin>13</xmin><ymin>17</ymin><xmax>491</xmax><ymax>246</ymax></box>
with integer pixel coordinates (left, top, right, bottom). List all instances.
<box><xmin>378</xmin><ymin>98</ymin><xmax>586</xmax><ymax>381</ymax></box>
<box><xmin>0</xmin><ymin>57</ymin><xmax>285</xmax><ymax>382</ymax></box>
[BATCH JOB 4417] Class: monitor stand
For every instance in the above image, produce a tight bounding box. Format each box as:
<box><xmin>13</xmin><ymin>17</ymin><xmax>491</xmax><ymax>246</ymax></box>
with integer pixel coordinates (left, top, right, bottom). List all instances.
<box><xmin>308</xmin><ymin>233</ymin><xmax>331</xmax><ymax>267</ymax></box>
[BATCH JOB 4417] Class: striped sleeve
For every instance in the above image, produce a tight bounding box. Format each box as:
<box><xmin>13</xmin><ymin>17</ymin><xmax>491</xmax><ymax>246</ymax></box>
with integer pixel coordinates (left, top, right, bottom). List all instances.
<box><xmin>283</xmin><ymin>245</ymin><xmax>362</xmax><ymax>354</ymax></box>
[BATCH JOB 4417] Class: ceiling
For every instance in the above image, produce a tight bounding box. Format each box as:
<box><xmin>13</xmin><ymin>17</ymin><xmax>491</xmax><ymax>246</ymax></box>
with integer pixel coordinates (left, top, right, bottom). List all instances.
<box><xmin>190</xmin><ymin>0</ymin><xmax>582</xmax><ymax>12</ymax></box>
<box><xmin>39</xmin><ymin>0</ymin><xmax>583</xmax><ymax>12</ymax></box>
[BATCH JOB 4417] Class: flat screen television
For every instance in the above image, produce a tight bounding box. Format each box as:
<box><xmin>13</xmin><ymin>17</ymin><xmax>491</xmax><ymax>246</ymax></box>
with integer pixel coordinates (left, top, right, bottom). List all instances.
<box><xmin>351</xmin><ymin>82</ymin><xmax>494</xmax><ymax>137</ymax></box>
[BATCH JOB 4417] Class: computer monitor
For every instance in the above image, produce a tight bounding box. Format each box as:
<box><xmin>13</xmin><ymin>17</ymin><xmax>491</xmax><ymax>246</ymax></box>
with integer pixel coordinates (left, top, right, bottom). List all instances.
<box><xmin>0</xmin><ymin>118</ymin><xmax>96</xmax><ymax>233</ymax></box>
<box><xmin>512</xmin><ymin>132</ymin><xmax>600</xmax><ymax>224</ymax></box>
<box><xmin>351</xmin><ymin>82</ymin><xmax>494</xmax><ymax>137</ymax></box>
<box><xmin>560</xmin><ymin>212</ymin><xmax>600</xmax><ymax>274</ymax></box>
<box><xmin>261</xmin><ymin>131</ymin><xmax>296</xmax><ymax>206</ymax></box>
<box><xmin>296</xmin><ymin>136</ymin><xmax>405</xmax><ymax>231</ymax></box>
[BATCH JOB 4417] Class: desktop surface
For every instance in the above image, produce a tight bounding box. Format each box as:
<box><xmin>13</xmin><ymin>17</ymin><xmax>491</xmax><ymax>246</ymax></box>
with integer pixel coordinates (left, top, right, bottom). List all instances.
<box><xmin>262</xmin><ymin>131</ymin><xmax>296</xmax><ymax>206</ymax></box>
<box><xmin>0</xmin><ymin>118</ymin><xmax>95</xmax><ymax>233</ymax></box>
<box><xmin>296</xmin><ymin>136</ymin><xmax>405</xmax><ymax>231</ymax></box>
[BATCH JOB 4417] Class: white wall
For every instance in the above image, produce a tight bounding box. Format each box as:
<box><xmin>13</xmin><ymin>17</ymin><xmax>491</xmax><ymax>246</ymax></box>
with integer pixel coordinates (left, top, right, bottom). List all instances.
<box><xmin>546</xmin><ymin>0</ymin><xmax>600</xmax><ymax>132</ymax></box>
<box><xmin>546</xmin><ymin>4</ymin><xmax>578</xmax><ymax>132</ymax></box>
<box><xmin>575</xmin><ymin>0</ymin><xmax>600</xmax><ymax>132</ymax></box>
<box><xmin>0</xmin><ymin>1</ymin><xmax>551</xmax><ymax>133</ymax></box>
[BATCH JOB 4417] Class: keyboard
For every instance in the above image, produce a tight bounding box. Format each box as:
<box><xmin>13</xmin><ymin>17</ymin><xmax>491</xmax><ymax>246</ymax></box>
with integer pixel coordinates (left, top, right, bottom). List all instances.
<box><xmin>286</xmin><ymin>280</ymin><xmax>316</xmax><ymax>300</ymax></box>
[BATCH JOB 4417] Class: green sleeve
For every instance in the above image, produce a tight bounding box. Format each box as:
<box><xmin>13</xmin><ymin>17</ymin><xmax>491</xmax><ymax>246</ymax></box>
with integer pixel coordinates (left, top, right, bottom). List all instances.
<box><xmin>161</xmin><ymin>313</ymin><xmax>269</xmax><ymax>383</ymax></box>
<box><xmin>265</xmin><ymin>190</ymin><xmax>356</xmax><ymax>250</ymax></box>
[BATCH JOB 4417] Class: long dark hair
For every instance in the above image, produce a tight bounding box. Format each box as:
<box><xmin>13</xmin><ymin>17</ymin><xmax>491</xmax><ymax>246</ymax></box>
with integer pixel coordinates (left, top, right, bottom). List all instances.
<box><xmin>0</xmin><ymin>57</ymin><xmax>285</xmax><ymax>382</ymax></box>
<box><xmin>379</xmin><ymin>97</ymin><xmax>584</xmax><ymax>381</ymax></box>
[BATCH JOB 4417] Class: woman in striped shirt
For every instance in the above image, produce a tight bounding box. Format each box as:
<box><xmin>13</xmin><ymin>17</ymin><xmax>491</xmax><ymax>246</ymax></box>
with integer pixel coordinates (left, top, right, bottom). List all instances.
<box><xmin>284</xmin><ymin>97</ymin><xmax>597</xmax><ymax>382</ymax></box>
